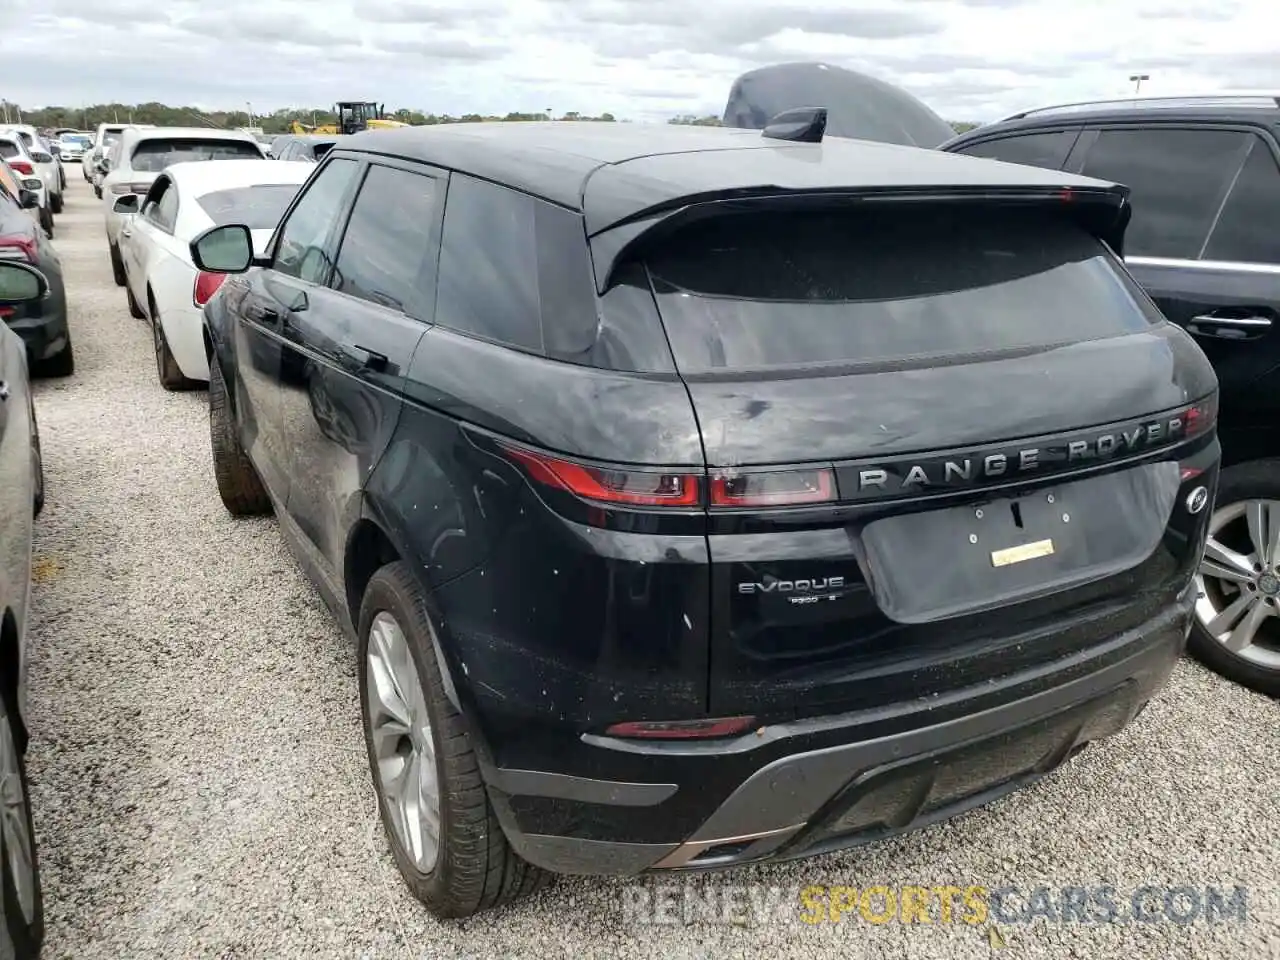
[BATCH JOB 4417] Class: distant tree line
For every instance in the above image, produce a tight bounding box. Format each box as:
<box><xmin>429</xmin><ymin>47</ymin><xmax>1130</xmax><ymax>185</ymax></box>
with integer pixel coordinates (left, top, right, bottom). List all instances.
<box><xmin>4</xmin><ymin>101</ymin><xmax>978</xmax><ymax>135</ymax></box>
<box><xmin>1</xmin><ymin>102</ymin><xmax>620</xmax><ymax>134</ymax></box>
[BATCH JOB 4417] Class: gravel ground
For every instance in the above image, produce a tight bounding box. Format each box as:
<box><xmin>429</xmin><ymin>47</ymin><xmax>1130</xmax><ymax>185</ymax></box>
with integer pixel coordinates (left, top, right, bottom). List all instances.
<box><xmin>19</xmin><ymin>176</ymin><xmax>1280</xmax><ymax>960</ymax></box>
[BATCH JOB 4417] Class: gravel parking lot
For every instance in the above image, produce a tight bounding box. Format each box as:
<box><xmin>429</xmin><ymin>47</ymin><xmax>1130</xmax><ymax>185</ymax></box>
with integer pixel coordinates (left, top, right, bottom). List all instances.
<box><xmin>20</xmin><ymin>176</ymin><xmax>1279</xmax><ymax>960</ymax></box>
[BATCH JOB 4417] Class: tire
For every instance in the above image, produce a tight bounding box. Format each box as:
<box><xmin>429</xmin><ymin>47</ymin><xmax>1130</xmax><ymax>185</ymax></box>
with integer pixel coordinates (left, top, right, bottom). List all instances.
<box><xmin>38</xmin><ymin>339</ymin><xmax>74</xmax><ymax>378</ymax></box>
<box><xmin>1189</xmin><ymin>459</ymin><xmax>1280</xmax><ymax>697</ymax></box>
<box><xmin>38</xmin><ymin>208</ymin><xmax>52</xmax><ymax>240</ymax></box>
<box><xmin>208</xmin><ymin>357</ymin><xmax>271</xmax><ymax>516</ymax></box>
<box><xmin>0</xmin><ymin>691</ymin><xmax>44</xmax><ymax>959</ymax></box>
<box><xmin>109</xmin><ymin>242</ymin><xmax>126</xmax><ymax>287</ymax></box>
<box><xmin>151</xmin><ymin>303</ymin><xmax>195</xmax><ymax>391</ymax></box>
<box><xmin>50</xmin><ymin>192</ymin><xmax>62</xmax><ymax>214</ymax></box>
<box><xmin>126</xmin><ymin>284</ymin><xmax>144</xmax><ymax>319</ymax></box>
<box><xmin>358</xmin><ymin>562</ymin><xmax>551</xmax><ymax>919</ymax></box>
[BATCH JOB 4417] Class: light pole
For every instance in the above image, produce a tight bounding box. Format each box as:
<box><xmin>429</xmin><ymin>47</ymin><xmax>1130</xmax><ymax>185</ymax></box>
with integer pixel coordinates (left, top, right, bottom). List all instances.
<box><xmin>246</xmin><ymin>101</ymin><xmax>253</xmax><ymax>127</ymax></box>
<box><xmin>1129</xmin><ymin>74</ymin><xmax>1149</xmax><ymax>94</ymax></box>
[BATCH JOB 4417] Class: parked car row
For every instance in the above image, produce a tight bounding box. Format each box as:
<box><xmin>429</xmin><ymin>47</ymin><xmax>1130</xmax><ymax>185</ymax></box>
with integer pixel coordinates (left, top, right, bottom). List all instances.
<box><xmin>0</xmin><ymin>128</ymin><xmax>62</xmax><ymax>239</ymax></box>
<box><xmin>0</xmin><ymin>258</ymin><xmax>51</xmax><ymax>959</ymax></box>
<box><xmin>0</xmin><ymin>160</ymin><xmax>73</xmax><ymax>376</ymax></box>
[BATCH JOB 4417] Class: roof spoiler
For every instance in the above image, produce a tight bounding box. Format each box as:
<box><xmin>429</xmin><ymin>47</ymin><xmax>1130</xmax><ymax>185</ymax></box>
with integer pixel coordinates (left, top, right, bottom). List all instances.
<box><xmin>588</xmin><ymin>185</ymin><xmax>1132</xmax><ymax>295</ymax></box>
<box><xmin>762</xmin><ymin>107</ymin><xmax>827</xmax><ymax>143</ymax></box>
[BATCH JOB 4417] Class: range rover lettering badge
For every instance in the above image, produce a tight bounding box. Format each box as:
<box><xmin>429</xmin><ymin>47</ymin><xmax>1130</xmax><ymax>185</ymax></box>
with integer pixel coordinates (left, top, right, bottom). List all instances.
<box><xmin>738</xmin><ymin>576</ymin><xmax>845</xmax><ymax>595</ymax></box>
<box><xmin>855</xmin><ymin>415</ymin><xmax>1189</xmax><ymax>492</ymax></box>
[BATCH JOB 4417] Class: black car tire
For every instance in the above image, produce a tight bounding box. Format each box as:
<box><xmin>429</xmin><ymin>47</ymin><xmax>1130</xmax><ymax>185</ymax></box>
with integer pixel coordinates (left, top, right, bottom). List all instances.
<box><xmin>0</xmin><ymin>692</ymin><xmax>44</xmax><ymax>960</ymax></box>
<box><xmin>30</xmin><ymin>396</ymin><xmax>43</xmax><ymax>518</ymax></box>
<box><xmin>38</xmin><ymin>209</ymin><xmax>52</xmax><ymax>239</ymax></box>
<box><xmin>38</xmin><ymin>339</ymin><xmax>74</xmax><ymax>379</ymax></box>
<box><xmin>208</xmin><ymin>358</ymin><xmax>271</xmax><ymax>516</ymax></box>
<box><xmin>1189</xmin><ymin>460</ymin><xmax>1280</xmax><ymax>697</ymax></box>
<box><xmin>151</xmin><ymin>305</ymin><xmax>194</xmax><ymax>391</ymax></box>
<box><xmin>358</xmin><ymin>562</ymin><xmax>552</xmax><ymax>919</ymax></box>
<box><xmin>109</xmin><ymin>243</ymin><xmax>126</xmax><ymax>287</ymax></box>
<box><xmin>126</xmin><ymin>284</ymin><xmax>144</xmax><ymax>319</ymax></box>
<box><xmin>49</xmin><ymin>192</ymin><xmax>61</xmax><ymax>215</ymax></box>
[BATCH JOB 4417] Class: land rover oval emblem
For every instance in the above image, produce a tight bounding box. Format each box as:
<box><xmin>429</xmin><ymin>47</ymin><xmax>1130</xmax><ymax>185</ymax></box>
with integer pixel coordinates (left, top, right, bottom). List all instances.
<box><xmin>1186</xmin><ymin>486</ymin><xmax>1209</xmax><ymax>514</ymax></box>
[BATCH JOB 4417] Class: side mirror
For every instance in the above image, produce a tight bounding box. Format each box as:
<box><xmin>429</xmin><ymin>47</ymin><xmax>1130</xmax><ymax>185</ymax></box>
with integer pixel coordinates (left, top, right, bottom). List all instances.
<box><xmin>0</xmin><ymin>261</ymin><xmax>49</xmax><ymax>304</ymax></box>
<box><xmin>48</xmin><ymin>144</ymin><xmax>61</xmax><ymax>157</ymax></box>
<box><xmin>112</xmin><ymin>195</ymin><xmax>139</xmax><ymax>214</ymax></box>
<box><xmin>190</xmin><ymin>223</ymin><xmax>254</xmax><ymax>273</ymax></box>
<box><xmin>18</xmin><ymin>189</ymin><xmax>38</xmax><ymax>210</ymax></box>
<box><xmin>97</xmin><ymin>158</ymin><xmax>109</xmax><ymax>173</ymax></box>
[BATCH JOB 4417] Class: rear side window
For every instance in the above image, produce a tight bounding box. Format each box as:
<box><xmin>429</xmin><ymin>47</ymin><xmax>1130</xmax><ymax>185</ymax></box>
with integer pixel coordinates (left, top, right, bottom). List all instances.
<box><xmin>130</xmin><ymin>139</ymin><xmax>262</xmax><ymax>172</ymax></box>
<box><xmin>953</xmin><ymin>130</ymin><xmax>1077</xmax><ymax>171</ymax></box>
<box><xmin>1201</xmin><ymin>137</ymin><xmax>1280</xmax><ymax>265</ymax></box>
<box><xmin>332</xmin><ymin>164</ymin><xmax>439</xmax><ymax>314</ymax></box>
<box><xmin>196</xmin><ymin>184</ymin><xmax>302</xmax><ymax>229</ymax></box>
<box><xmin>312</xmin><ymin>143</ymin><xmax>334</xmax><ymax>161</ymax></box>
<box><xmin>435</xmin><ymin>173</ymin><xmax>598</xmax><ymax>358</ymax></box>
<box><xmin>1078</xmin><ymin>128</ymin><xmax>1248</xmax><ymax>259</ymax></box>
<box><xmin>646</xmin><ymin>205</ymin><xmax>1160</xmax><ymax>373</ymax></box>
<box><xmin>0</xmin><ymin>142</ymin><xmax>17</xmax><ymax>160</ymax></box>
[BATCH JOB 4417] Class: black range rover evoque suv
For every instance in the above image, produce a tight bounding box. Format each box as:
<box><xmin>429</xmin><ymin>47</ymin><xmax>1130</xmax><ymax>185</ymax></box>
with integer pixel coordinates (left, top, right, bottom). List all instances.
<box><xmin>190</xmin><ymin>115</ymin><xmax>1220</xmax><ymax>917</ymax></box>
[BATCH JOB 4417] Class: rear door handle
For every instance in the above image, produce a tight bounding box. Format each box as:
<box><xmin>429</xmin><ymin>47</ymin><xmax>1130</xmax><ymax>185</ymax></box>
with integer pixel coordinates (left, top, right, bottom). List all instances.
<box><xmin>345</xmin><ymin>343</ymin><xmax>389</xmax><ymax>372</ymax></box>
<box><xmin>1188</xmin><ymin>312</ymin><xmax>1273</xmax><ymax>340</ymax></box>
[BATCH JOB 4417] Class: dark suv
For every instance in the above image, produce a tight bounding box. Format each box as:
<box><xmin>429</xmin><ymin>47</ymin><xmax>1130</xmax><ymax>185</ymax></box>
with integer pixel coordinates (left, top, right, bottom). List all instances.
<box><xmin>189</xmin><ymin>118</ymin><xmax>1220</xmax><ymax>917</ymax></box>
<box><xmin>942</xmin><ymin>93</ymin><xmax>1280</xmax><ymax>696</ymax></box>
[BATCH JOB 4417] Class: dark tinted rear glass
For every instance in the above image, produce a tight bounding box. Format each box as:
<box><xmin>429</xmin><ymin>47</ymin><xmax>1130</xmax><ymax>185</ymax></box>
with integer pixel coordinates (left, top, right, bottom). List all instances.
<box><xmin>954</xmin><ymin>131</ymin><xmax>1077</xmax><ymax>171</ymax></box>
<box><xmin>1202</xmin><ymin>137</ymin><xmax>1280</xmax><ymax>265</ymax></box>
<box><xmin>1078</xmin><ymin>128</ymin><xmax>1248</xmax><ymax>259</ymax></box>
<box><xmin>196</xmin><ymin>184</ymin><xmax>302</xmax><ymax>229</ymax></box>
<box><xmin>647</xmin><ymin>206</ymin><xmax>1160</xmax><ymax>373</ymax></box>
<box><xmin>312</xmin><ymin>143</ymin><xmax>334</xmax><ymax>160</ymax></box>
<box><xmin>0</xmin><ymin>142</ymin><xmax>18</xmax><ymax>159</ymax></box>
<box><xmin>436</xmin><ymin>173</ymin><xmax>598</xmax><ymax>358</ymax></box>
<box><xmin>130</xmin><ymin>138</ymin><xmax>262</xmax><ymax>171</ymax></box>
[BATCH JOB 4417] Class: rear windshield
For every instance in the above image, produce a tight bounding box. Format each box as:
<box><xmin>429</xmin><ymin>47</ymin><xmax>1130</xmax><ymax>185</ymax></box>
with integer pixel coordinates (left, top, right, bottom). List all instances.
<box><xmin>130</xmin><ymin>139</ymin><xmax>262</xmax><ymax>172</ymax></box>
<box><xmin>196</xmin><ymin>184</ymin><xmax>301</xmax><ymax>229</ymax></box>
<box><xmin>646</xmin><ymin>205</ymin><xmax>1159</xmax><ymax>372</ymax></box>
<box><xmin>312</xmin><ymin>143</ymin><xmax>334</xmax><ymax>161</ymax></box>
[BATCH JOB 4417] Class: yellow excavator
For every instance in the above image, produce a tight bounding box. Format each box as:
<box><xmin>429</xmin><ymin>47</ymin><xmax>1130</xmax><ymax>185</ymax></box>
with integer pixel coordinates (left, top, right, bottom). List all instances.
<box><xmin>290</xmin><ymin>101</ymin><xmax>410</xmax><ymax>136</ymax></box>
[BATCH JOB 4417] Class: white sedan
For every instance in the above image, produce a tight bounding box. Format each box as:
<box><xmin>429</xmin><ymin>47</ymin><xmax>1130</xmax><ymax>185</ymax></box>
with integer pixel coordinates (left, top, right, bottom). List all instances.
<box><xmin>114</xmin><ymin>159</ymin><xmax>314</xmax><ymax>389</ymax></box>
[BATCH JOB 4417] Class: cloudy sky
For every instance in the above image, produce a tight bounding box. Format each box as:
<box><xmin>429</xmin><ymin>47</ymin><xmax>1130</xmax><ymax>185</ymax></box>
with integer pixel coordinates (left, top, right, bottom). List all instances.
<box><xmin>0</xmin><ymin>0</ymin><xmax>1276</xmax><ymax>123</ymax></box>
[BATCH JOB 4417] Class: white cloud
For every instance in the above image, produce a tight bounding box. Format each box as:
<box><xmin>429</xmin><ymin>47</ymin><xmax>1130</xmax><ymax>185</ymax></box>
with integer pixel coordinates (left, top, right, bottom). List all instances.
<box><xmin>0</xmin><ymin>0</ymin><xmax>1275</xmax><ymax>122</ymax></box>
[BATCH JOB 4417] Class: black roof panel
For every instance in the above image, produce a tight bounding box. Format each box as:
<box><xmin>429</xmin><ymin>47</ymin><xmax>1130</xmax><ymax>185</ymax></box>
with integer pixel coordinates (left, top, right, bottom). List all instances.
<box><xmin>343</xmin><ymin>122</ymin><xmax>1124</xmax><ymax>235</ymax></box>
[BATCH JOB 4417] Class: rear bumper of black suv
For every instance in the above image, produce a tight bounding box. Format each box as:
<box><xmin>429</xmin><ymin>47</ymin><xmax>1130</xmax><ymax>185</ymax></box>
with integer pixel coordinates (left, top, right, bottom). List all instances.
<box><xmin>482</xmin><ymin>595</ymin><xmax>1193</xmax><ymax>876</ymax></box>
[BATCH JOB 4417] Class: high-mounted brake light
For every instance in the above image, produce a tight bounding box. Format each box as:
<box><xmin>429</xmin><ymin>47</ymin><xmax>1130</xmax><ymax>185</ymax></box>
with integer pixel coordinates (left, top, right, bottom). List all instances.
<box><xmin>500</xmin><ymin>444</ymin><xmax>701</xmax><ymax>508</ymax></box>
<box><xmin>605</xmin><ymin>716</ymin><xmax>757</xmax><ymax>740</ymax></box>
<box><xmin>193</xmin><ymin>271</ymin><xmax>226</xmax><ymax>307</ymax></box>
<box><xmin>710</xmin><ymin>468</ymin><xmax>836</xmax><ymax>508</ymax></box>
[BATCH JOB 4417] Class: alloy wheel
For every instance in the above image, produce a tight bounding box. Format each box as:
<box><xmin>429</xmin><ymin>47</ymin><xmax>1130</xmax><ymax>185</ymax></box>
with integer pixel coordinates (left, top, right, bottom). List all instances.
<box><xmin>1195</xmin><ymin>499</ymin><xmax>1280</xmax><ymax>671</ymax></box>
<box><xmin>365</xmin><ymin>611</ymin><xmax>441</xmax><ymax>873</ymax></box>
<box><xmin>0</xmin><ymin>710</ymin><xmax>36</xmax><ymax>925</ymax></box>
